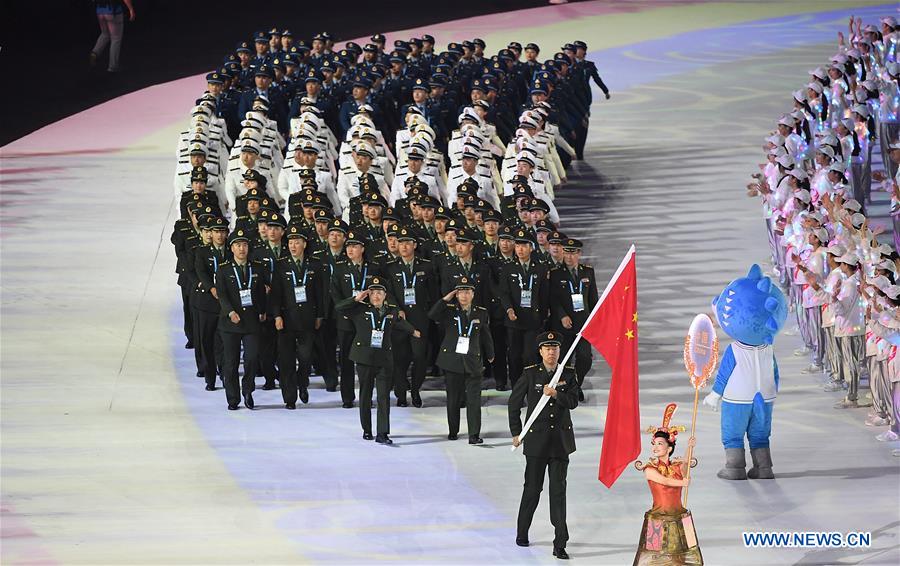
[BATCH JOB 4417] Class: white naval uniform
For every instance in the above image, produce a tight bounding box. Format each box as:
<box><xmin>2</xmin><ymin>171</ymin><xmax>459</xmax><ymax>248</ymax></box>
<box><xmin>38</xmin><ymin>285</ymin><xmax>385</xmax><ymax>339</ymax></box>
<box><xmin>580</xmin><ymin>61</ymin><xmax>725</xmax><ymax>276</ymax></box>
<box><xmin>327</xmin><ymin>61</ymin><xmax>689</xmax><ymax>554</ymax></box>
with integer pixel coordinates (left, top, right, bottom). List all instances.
<box><xmin>277</xmin><ymin>161</ymin><xmax>341</xmax><ymax>215</ymax></box>
<box><xmin>389</xmin><ymin>168</ymin><xmax>441</xmax><ymax>207</ymax></box>
<box><xmin>225</xmin><ymin>159</ymin><xmax>277</xmax><ymax>212</ymax></box>
<box><xmin>445</xmin><ymin>169</ymin><xmax>500</xmax><ymax>210</ymax></box>
<box><xmin>336</xmin><ymin>166</ymin><xmax>388</xmax><ymax>222</ymax></box>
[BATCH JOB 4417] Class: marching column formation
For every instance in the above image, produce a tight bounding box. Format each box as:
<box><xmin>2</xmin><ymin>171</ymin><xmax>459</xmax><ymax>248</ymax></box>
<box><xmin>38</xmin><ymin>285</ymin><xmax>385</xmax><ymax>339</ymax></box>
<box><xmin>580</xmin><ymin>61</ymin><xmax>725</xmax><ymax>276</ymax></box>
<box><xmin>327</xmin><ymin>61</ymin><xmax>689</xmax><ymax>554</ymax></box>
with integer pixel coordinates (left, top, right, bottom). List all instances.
<box><xmin>169</xmin><ymin>28</ymin><xmax>607</xmax><ymax>448</ymax></box>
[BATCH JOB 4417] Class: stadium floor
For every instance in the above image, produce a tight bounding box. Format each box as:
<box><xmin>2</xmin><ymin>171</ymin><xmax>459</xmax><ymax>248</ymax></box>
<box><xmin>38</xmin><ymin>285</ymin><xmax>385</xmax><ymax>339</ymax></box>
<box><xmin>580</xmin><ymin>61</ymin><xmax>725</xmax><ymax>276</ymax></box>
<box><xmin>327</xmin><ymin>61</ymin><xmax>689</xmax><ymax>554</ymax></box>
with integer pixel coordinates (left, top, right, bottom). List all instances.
<box><xmin>2</xmin><ymin>1</ymin><xmax>899</xmax><ymax>563</ymax></box>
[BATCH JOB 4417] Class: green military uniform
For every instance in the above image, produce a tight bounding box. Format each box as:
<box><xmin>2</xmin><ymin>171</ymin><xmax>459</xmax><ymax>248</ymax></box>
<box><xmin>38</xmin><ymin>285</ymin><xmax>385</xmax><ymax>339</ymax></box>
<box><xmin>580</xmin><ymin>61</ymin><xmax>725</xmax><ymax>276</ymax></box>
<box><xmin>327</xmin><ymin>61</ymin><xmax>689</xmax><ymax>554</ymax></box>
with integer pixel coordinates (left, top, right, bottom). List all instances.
<box><xmin>268</xmin><ymin>223</ymin><xmax>326</xmax><ymax>408</ymax></box>
<box><xmin>429</xmin><ymin>280</ymin><xmax>494</xmax><ymax>442</ymax></box>
<box><xmin>216</xmin><ymin>229</ymin><xmax>268</xmax><ymax>410</ymax></box>
<box><xmin>335</xmin><ymin>277</ymin><xmax>415</xmax><ymax>442</ymax></box>
<box><xmin>508</xmin><ymin>331</ymin><xmax>579</xmax><ymax>554</ymax></box>
<box><xmin>549</xmin><ymin>239</ymin><xmax>598</xmax><ymax>395</ymax></box>
<box><xmin>383</xmin><ymin>231</ymin><xmax>438</xmax><ymax>406</ymax></box>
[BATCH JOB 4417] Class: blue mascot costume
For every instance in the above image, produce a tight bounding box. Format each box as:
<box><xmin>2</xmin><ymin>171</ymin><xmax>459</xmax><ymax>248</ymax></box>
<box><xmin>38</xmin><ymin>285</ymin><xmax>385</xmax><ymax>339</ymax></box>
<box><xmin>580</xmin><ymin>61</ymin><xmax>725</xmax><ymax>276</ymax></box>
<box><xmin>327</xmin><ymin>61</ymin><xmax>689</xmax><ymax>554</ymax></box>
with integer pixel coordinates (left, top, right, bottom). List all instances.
<box><xmin>704</xmin><ymin>264</ymin><xmax>787</xmax><ymax>480</ymax></box>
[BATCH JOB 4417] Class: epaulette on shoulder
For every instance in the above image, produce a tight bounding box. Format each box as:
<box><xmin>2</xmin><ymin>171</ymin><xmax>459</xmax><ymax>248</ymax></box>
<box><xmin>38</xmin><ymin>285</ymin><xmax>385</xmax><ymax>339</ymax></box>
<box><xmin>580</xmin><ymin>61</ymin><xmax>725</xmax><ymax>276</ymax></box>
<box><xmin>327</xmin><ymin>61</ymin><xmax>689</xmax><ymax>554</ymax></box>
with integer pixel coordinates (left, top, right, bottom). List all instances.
<box><xmin>582</xmin><ymin>264</ymin><xmax>592</xmax><ymax>269</ymax></box>
<box><xmin>524</xmin><ymin>364</ymin><xmax>539</xmax><ymax>370</ymax></box>
<box><xmin>565</xmin><ymin>364</ymin><xmax>575</xmax><ymax>370</ymax></box>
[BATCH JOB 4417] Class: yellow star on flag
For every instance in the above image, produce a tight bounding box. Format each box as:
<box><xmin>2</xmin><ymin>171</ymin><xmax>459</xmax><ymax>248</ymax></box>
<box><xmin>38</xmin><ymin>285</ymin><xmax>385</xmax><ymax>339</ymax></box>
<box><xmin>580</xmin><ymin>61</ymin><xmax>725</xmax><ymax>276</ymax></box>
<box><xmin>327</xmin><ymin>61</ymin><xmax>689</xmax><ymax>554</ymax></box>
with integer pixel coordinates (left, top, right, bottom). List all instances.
<box><xmin>632</xmin><ymin>312</ymin><xmax>638</xmax><ymax>323</ymax></box>
<box><xmin>625</xmin><ymin>329</ymin><xmax>635</xmax><ymax>340</ymax></box>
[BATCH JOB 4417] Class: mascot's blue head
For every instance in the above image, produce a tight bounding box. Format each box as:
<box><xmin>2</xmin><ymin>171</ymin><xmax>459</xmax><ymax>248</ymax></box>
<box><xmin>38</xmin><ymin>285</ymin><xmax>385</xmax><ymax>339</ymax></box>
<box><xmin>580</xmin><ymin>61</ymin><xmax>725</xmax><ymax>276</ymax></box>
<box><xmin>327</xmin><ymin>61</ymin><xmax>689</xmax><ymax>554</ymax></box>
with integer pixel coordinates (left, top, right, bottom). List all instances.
<box><xmin>712</xmin><ymin>264</ymin><xmax>787</xmax><ymax>346</ymax></box>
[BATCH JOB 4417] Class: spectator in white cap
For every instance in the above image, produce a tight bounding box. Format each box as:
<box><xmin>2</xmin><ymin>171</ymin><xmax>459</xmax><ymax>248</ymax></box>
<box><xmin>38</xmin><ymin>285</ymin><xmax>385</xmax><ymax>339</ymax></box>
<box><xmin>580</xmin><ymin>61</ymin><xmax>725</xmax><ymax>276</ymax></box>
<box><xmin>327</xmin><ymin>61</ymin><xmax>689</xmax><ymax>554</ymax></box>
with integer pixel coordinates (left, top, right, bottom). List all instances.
<box><xmin>797</xmin><ymin>227</ymin><xmax>830</xmax><ymax>373</ymax></box>
<box><xmin>777</xmin><ymin>115</ymin><xmax>807</xmax><ymax>163</ymax></box>
<box><xmin>832</xmin><ymin>253</ymin><xmax>868</xmax><ymax>409</ymax></box>
<box><xmin>810</xmin><ymin>244</ymin><xmax>846</xmax><ymax>386</ymax></box>
<box><xmin>875</xmin><ymin>62</ymin><xmax>900</xmax><ymax>180</ymax></box>
<box><xmin>849</xmin><ymin>104</ymin><xmax>876</xmax><ymax>211</ymax></box>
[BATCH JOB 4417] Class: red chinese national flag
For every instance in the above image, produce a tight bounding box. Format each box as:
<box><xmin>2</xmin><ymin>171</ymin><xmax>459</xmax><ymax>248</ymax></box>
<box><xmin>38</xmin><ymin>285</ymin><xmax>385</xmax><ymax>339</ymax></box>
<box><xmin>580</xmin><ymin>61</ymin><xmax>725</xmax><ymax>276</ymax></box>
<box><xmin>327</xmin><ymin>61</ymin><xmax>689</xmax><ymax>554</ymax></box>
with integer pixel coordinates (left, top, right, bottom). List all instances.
<box><xmin>579</xmin><ymin>245</ymin><xmax>640</xmax><ymax>488</ymax></box>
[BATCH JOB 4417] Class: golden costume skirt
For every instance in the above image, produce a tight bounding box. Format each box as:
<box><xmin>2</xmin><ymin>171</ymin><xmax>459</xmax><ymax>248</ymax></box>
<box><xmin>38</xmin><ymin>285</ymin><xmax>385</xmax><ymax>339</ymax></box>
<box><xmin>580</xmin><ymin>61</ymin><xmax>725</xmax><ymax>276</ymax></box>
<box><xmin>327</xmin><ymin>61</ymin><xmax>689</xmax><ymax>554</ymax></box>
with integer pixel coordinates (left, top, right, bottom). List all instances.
<box><xmin>632</xmin><ymin>509</ymin><xmax>703</xmax><ymax>566</ymax></box>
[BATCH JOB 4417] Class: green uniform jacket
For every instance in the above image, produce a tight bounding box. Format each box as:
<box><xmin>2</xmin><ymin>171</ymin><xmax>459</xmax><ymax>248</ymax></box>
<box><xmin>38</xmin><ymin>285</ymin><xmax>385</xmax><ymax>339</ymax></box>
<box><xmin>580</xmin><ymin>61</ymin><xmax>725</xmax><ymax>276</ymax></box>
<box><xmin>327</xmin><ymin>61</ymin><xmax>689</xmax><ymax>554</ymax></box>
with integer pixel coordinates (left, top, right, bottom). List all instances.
<box><xmin>334</xmin><ymin>298</ymin><xmax>415</xmax><ymax>367</ymax></box>
<box><xmin>215</xmin><ymin>259</ymin><xmax>268</xmax><ymax>334</ymax></box>
<box><xmin>429</xmin><ymin>300</ymin><xmax>494</xmax><ymax>375</ymax></box>
<box><xmin>508</xmin><ymin>364</ymin><xmax>579</xmax><ymax>458</ymax></box>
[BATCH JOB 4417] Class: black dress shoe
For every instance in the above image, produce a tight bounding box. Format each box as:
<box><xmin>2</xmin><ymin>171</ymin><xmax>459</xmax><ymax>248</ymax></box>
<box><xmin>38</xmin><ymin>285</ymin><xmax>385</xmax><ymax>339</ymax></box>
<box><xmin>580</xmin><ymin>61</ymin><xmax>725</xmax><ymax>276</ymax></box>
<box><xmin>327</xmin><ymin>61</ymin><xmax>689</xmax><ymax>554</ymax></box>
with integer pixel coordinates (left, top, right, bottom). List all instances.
<box><xmin>448</xmin><ymin>433</ymin><xmax>458</xmax><ymax>441</ymax></box>
<box><xmin>243</xmin><ymin>393</ymin><xmax>255</xmax><ymax>409</ymax></box>
<box><xmin>515</xmin><ymin>538</ymin><xmax>529</xmax><ymax>547</ymax></box>
<box><xmin>325</xmin><ymin>385</ymin><xmax>338</xmax><ymax>392</ymax></box>
<box><xmin>196</xmin><ymin>370</ymin><xmax>204</xmax><ymax>378</ymax></box>
<box><xmin>577</xmin><ymin>390</ymin><xmax>585</xmax><ymax>402</ymax></box>
<box><xmin>363</xmin><ymin>432</ymin><xmax>374</xmax><ymax>440</ymax></box>
<box><xmin>261</xmin><ymin>383</ymin><xmax>277</xmax><ymax>391</ymax></box>
<box><xmin>468</xmin><ymin>435</ymin><xmax>484</xmax><ymax>445</ymax></box>
<box><xmin>227</xmin><ymin>404</ymin><xmax>239</xmax><ymax>411</ymax></box>
<box><xmin>285</xmin><ymin>403</ymin><xmax>296</xmax><ymax>410</ymax></box>
<box><xmin>375</xmin><ymin>434</ymin><xmax>393</xmax><ymax>444</ymax></box>
<box><xmin>411</xmin><ymin>390</ymin><xmax>423</xmax><ymax>408</ymax></box>
<box><xmin>342</xmin><ymin>401</ymin><xmax>355</xmax><ymax>409</ymax></box>
<box><xmin>553</xmin><ymin>547</ymin><xmax>569</xmax><ymax>560</ymax></box>
<box><xmin>299</xmin><ymin>388</ymin><xmax>309</xmax><ymax>404</ymax></box>
<box><xmin>185</xmin><ymin>341</ymin><xmax>194</xmax><ymax>349</ymax></box>
<box><xmin>496</xmin><ymin>383</ymin><xmax>508</xmax><ymax>391</ymax></box>
<box><xmin>397</xmin><ymin>397</ymin><xmax>408</xmax><ymax>407</ymax></box>
<box><xmin>205</xmin><ymin>384</ymin><xmax>216</xmax><ymax>392</ymax></box>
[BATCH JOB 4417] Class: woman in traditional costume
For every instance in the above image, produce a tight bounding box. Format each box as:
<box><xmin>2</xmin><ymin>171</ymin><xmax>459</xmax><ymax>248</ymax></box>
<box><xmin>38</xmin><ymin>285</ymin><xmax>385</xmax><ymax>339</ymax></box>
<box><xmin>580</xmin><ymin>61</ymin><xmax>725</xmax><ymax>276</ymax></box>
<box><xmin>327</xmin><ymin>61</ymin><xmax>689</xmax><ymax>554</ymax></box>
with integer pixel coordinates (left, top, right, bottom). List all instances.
<box><xmin>633</xmin><ymin>404</ymin><xmax>703</xmax><ymax>566</ymax></box>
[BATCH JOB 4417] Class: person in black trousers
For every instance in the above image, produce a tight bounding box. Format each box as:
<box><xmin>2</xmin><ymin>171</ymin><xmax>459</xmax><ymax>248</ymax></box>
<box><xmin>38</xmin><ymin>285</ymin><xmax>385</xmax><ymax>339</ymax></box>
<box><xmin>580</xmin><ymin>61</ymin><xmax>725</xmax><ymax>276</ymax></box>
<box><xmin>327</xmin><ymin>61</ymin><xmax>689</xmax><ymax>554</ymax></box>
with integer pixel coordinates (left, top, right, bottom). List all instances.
<box><xmin>499</xmin><ymin>229</ymin><xmax>551</xmax><ymax>386</ymax></box>
<box><xmin>429</xmin><ymin>278</ymin><xmax>494</xmax><ymax>443</ymax></box>
<box><xmin>335</xmin><ymin>277</ymin><xmax>418</xmax><ymax>444</ymax></box>
<box><xmin>384</xmin><ymin>227</ymin><xmax>438</xmax><ymax>407</ymax></box>
<box><xmin>215</xmin><ymin>228</ymin><xmax>267</xmax><ymax>410</ymax></box>
<box><xmin>509</xmin><ymin>331</ymin><xmax>580</xmax><ymax>560</ymax></box>
<box><xmin>192</xmin><ymin>216</ymin><xmax>229</xmax><ymax>391</ymax></box>
<box><xmin>269</xmin><ymin>223</ymin><xmax>325</xmax><ymax>409</ymax></box>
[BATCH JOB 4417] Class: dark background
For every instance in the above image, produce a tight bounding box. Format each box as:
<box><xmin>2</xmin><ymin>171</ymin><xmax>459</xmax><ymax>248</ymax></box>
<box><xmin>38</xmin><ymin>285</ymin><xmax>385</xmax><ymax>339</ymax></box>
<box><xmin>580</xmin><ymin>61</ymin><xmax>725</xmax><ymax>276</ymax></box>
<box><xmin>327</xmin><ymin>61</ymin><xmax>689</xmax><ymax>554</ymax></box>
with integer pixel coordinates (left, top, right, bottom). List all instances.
<box><xmin>1</xmin><ymin>0</ymin><xmax>569</xmax><ymax>146</ymax></box>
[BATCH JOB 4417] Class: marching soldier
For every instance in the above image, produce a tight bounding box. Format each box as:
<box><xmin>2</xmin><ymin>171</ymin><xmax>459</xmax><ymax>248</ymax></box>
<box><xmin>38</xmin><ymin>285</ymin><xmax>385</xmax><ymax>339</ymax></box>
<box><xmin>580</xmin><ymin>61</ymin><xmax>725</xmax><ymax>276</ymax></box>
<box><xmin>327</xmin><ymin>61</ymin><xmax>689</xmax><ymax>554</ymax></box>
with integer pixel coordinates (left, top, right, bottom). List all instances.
<box><xmin>250</xmin><ymin>212</ymin><xmax>289</xmax><ymax>390</ymax></box>
<box><xmin>384</xmin><ymin>227</ymin><xmax>438</xmax><ymax>407</ymax></box>
<box><xmin>331</xmin><ymin>229</ymin><xmax>381</xmax><ymax>407</ymax></box>
<box><xmin>549</xmin><ymin>238</ymin><xmax>598</xmax><ymax>400</ymax></box>
<box><xmin>172</xmin><ymin>203</ymin><xmax>202</xmax><ymax>350</ymax></box>
<box><xmin>499</xmin><ymin>229</ymin><xmax>551</xmax><ymax>386</ymax></box>
<box><xmin>509</xmin><ymin>331</ymin><xmax>580</xmax><ymax>560</ymax></box>
<box><xmin>335</xmin><ymin>277</ymin><xmax>419</xmax><ymax>444</ymax></box>
<box><xmin>429</xmin><ymin>278</ymin><xmax>494</xmax><ymax>443</ymax></box>
<box><xmin>193</xmin><ymin>216</ymin><xmax>230</xmax><ymax>391</ymax></box>
<box><xmin>270</xmin><ymin>223</ymin><xmax>325</xmax><ymax>409</ymax></box>
<box><xmin>216</xmin><ymin>229</ymin><xmax>268</xmax><ymax>410</ymax></box>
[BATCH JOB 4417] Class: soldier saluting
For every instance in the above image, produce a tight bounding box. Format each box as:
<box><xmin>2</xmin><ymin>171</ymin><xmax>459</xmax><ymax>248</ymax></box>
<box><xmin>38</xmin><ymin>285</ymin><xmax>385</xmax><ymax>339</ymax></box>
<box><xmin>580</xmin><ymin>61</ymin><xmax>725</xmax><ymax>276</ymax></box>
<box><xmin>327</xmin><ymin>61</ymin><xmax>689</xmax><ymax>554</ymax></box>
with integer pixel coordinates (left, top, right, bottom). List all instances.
<box><xmin>429</xmin><ymin>277</ymin><xmax>494</xmax><ymax>443</ymax></box>
<box><xmin>335</xmin><ymin>276</ymin><xmax>419</xmax><ymax>444</ymax></box>
<box><xmin>509</xmin><ymin>331</ymin><xmax>580</xmax><ymax>560</ymax></box>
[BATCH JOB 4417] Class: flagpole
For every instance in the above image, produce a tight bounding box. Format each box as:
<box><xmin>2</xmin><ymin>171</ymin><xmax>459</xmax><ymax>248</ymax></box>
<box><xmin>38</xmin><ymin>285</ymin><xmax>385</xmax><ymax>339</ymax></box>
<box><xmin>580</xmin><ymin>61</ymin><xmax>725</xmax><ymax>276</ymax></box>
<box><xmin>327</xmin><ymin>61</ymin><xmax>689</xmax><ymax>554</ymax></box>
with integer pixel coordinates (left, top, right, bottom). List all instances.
<box><xmin>513</xmin><ymin>245</ymin><xmax>636</xmax><ymax>451</ymax></box>
<box><xmin>682</xmin><ymin>386</ymin><xmax>699</xmax><ymax>507</ymax></box>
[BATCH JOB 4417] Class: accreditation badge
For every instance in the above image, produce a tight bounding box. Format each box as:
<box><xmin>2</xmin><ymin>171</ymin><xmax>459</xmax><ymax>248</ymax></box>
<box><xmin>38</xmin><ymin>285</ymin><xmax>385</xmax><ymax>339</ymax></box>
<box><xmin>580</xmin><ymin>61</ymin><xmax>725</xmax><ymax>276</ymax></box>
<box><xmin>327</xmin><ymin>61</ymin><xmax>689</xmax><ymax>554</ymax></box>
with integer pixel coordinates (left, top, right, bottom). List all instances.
<box><xmin>571</xmin><ymin>293</ymin><xmax>584</xmax><ymax>312</ymax></box>
<box><xmin>370</xmin><ymin>330</ymin><xmax>384</xmax><ymax>349</ymax></box>
<box><xmin>455</xmin><ymin>336</ymin><xmax>470</xmax><ymax>354</ymax></box>
<box><xmin>239</xmin><ymin>289</ymin><xmax>253</xmax><ymax>307</ymax></box>
<box><xmin>404</xmin><ymin>287</ymin><xmax>416</xmax><ymax>305</ymax></box>
<box><xmin>294</xmin><ymin>285</ymin><xmax>307</xmax><ymax>304</ymax></box>
<box><xmin>520</xmin><ymin>290</ymin><xmax>532</xmax><ymax>308</ymax></box>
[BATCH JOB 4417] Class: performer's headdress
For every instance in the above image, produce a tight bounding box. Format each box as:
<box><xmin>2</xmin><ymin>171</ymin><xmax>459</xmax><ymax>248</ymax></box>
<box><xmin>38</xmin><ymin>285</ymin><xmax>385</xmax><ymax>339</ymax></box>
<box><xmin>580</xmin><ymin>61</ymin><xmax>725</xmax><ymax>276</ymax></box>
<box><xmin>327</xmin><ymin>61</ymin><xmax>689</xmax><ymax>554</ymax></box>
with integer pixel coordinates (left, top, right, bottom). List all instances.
<box><xmin>645</xmin><ymin>403</ymin><xmax>685</xmax><ymax>443</ymax></box>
